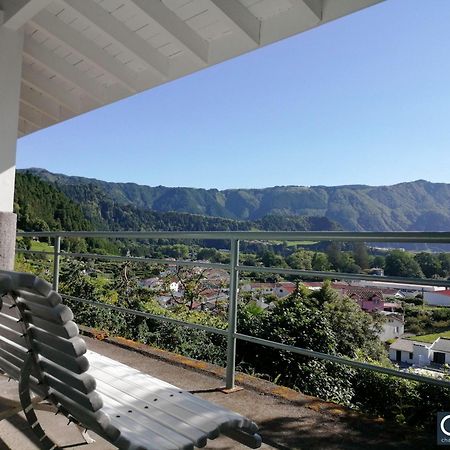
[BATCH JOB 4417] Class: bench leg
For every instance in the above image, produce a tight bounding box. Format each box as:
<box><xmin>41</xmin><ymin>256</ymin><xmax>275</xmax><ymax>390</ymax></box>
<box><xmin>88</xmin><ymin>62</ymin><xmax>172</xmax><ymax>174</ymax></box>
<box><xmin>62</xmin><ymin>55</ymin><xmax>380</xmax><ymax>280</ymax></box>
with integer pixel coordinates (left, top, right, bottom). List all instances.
<box><xmin>19</xmin><ymin>353</ymin><xmax>60</xmax><ymax>450</ymax></box>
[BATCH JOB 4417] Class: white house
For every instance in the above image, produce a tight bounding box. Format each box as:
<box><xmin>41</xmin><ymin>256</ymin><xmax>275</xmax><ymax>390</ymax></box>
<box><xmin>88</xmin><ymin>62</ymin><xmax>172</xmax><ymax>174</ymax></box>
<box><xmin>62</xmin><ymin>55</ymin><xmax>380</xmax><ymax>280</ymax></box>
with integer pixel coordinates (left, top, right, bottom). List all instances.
<box><xmin>389</xmin><ymin>339</ymin><xmax>430</xmax><ymax>366</ymax></box>
<box><xmin>430</xmin><ymin>338</ymin><xmax>450</xmax><ymax>365</ymax></box>
<box><xmin>389</xmin><ymin>337</ymin><xmax>450</xmax><ymax>367</ymax></box>
<box><xmin>378</xmin><ymin>313</ymin><xmax>404</xmax><ymax>342</ymax></box>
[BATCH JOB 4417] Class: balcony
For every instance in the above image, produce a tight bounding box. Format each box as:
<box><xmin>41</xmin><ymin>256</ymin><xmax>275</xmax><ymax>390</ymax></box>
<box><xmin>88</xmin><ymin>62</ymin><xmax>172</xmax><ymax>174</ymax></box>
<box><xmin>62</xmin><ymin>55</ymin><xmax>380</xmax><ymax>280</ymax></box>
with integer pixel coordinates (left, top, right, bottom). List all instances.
<box><xmin>5</xmin><ymin>230</ymin><xmax>450</xmax><ymax>448</ymax></box>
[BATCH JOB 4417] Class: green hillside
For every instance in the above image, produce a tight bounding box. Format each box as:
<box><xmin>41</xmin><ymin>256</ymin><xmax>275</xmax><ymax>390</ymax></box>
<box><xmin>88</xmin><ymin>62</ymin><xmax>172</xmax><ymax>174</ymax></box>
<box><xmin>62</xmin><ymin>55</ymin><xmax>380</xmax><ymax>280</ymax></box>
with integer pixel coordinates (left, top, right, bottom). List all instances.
<box><xmin>14</xmin><ymin>172</ymin><xmax>90</xmax><ymax>232</ymax></box>
<box><xmin>14</xmin><ymin>172</ymin><xmax>338</xmax><ymax>233</ymax></box>
<box><xmin>23</xmin><ymin>168</ymin><xmax>450</xmax><ymax>232</ymax></box>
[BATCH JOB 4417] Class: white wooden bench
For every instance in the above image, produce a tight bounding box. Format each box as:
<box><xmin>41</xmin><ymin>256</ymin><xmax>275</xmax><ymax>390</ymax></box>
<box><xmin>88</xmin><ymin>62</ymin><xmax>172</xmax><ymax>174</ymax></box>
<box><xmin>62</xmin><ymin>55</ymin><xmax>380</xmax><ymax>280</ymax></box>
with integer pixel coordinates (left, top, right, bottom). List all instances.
<box><xmin>0</xmin><ymin>270</ymin><xmax>262</xmax><ymax>449</ymax></box>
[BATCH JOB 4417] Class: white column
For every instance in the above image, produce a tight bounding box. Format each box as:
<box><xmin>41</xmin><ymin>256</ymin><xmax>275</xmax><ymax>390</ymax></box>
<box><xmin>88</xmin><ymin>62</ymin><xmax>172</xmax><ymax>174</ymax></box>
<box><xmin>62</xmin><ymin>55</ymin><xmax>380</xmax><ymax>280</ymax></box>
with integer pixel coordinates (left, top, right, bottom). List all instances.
<box><xmin>0</xmin><ymin>26</ymin><xmax>24</xmax><ymax>269</ymax></box>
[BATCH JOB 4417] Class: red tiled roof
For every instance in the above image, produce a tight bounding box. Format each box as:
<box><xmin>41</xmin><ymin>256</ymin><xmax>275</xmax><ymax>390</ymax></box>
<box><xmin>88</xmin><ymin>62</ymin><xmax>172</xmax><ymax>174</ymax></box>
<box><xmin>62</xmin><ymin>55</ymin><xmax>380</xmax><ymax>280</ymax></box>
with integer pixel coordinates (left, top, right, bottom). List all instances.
<box><xmin>433</xmin><ymin>290</ymin><xmax>450</xmax><ymax>297</ymax></box>
<box><xmin>343</xmin><ymin>286</ymin><xmax>384</xmax><ymax>300</ymax></box>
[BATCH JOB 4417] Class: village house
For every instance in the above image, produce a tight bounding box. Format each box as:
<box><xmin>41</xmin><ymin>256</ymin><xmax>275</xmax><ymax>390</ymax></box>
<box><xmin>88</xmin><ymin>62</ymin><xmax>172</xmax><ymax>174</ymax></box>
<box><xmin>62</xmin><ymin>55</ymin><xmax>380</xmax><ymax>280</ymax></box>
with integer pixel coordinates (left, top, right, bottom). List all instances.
<box><xmin>378</xmin><ymin>313</ymin><xmax>404</xmax><ymax>342</ymax></box>
<box><xmin>241</xmin><ymin>282</ymin><xmax>296</xmax><ymax>299</ymax></box>
<box><xmin>389</xmin><ymin>337</ymin><xmax>450</xmax><ymax>367</ymax></box>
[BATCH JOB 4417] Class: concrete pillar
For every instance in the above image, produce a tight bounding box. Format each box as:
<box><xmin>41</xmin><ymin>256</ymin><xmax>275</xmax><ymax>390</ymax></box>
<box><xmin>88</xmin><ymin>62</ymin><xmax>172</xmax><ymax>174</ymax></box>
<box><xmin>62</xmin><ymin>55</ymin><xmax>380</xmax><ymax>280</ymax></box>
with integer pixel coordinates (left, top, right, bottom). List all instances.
<box><xmin>0</xmin><ymin>26</ymin><xmax>24</xmax><ymax>269</ymax></box>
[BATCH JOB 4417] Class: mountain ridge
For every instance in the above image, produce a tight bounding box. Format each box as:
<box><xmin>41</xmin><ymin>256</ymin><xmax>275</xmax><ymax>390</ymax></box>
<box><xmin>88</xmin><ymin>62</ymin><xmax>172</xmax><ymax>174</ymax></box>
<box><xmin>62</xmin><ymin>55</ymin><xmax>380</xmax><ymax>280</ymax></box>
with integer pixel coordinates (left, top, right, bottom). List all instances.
<box><xmin>20</xmin><ymin>168</ymin><xmax>450</xmax><ymax>232</ymax></box>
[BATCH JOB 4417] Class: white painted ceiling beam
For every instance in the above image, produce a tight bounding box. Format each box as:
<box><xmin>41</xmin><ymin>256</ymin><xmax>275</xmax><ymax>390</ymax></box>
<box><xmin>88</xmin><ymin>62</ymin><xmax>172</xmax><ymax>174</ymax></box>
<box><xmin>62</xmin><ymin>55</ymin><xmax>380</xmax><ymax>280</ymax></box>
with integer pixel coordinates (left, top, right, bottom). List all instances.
<box><xmin>1</xmin><ymin>0</ymin><xmax>52</xmax><ymax>30</ymax></box>
<box><xmin>130</xmin><ymin>0</ymin><xmax>209</xmax><ymax>65</ymax></box>
<box><xmin>258</xmin><ymin>0</ymin><xmax>322</xmax><ymax>45</ymax></box>
<box><xmin>22</xmin><ymin>64</ymin><xmax>80</xmax><ymax>113</ymax></box>
<box><xmin>20</xmin><ymin>82</ymin><xmax>63</xmax><ymax>121</ymax></box>
<box><xmin>302</xmin><ymin>0</ymin><xmax>323</xmax><ymax>20</ymax></box>
<box><xmin>23</xmin><ymin>37</ymin><xmax>105</xmax><ymax>104</ymax></box>
<box><xmin>18</xmin><ymin>117</ymin><xmax>39</xmax><ymax>134</ymax></box>
<box><xmin>208</xmin><ymin>0</ymin><xmax>261</xmax><ymax>44</ymax></box>
<box><xmin>320</xmin><ymin>0</ymin><xmax>383</xmax><ymax>22</ymax></box>
<box><xmin>19</xmin><ymin>100</ymin><xmax>56</xmax><ymax>128</ymax></box>
<box><xmin>31</xmin><ymin>10</ymin><xmax>140</xmax><ymax>92</ymax></box>
<box><xmin>61</xmin><ymin>0</ymin><xmax>169</xmax><ymax>80</ymax></box>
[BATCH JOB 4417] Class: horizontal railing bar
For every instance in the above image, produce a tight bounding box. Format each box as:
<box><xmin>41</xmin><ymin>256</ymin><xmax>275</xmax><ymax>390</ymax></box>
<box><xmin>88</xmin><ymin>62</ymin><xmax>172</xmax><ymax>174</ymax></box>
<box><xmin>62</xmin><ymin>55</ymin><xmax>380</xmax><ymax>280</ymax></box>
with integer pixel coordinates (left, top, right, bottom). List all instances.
<box><xmin>62</xmin><ymin>294</ymin><xmax>228</xmax><ymax>336</ymax></box>
<box><xmin>16</xmin><ymin>249</ymin><xmax>229</xmax><ymax>269</ymax></box>
<box><xmin>237</xmin><ymin>265</ymin><xmax>450</xmax><ymax>288</ymax></box>
<box><xmin>16</xmin><ymin>249</ymin><xmax>54</xmax><ymax>256</ymax></box>
<box><xmin>234</xmin><ymin>333</ymin><xmax>450</xmax><ymax>388</ymax></box>
<box><xmin>16</xmin><ymin>230</ymin><xmax>450</xmax><ymax>243</ymax></box>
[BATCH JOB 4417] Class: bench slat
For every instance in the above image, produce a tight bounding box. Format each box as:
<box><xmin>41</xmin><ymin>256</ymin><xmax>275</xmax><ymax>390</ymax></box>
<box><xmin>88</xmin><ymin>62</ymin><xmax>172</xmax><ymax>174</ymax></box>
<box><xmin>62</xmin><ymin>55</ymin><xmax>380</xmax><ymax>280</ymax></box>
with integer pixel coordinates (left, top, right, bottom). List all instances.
<box><xmin>101</xmin><ymin>392</ymin><xmax>195</xmax><ymax>450</ymax></box>
<box><xmin>31</xmin><ymin>327</ymin><xmax>86</xmax><ymax>357</ymax></box>
<box><xmin>49</xmin><ymin>390</ymin><xmax>119</xmax><ymax>441</ymax></box>
<box><xmin>6</xmin><ymin>272</ymin><xmax>52</xmax><ymax>297</ymax></box>
<box><xmin>96</xmin><ymin>378</ymin><xmax>206</xmax><ymax>447</ymax></box>
<box><xmin>92</xmin><ymin>369</ymin><xmax>220</xmax><ymax>439</ymax></box>
<box><xmin>0</xmin><ymin>338</ymin><xmax>28</xmax><ymax>361</ymax></box>
<box><xmin>19</xmin><ymin>302</ymin><xmax>73</xmax><ymax>325</ymax></box>
<box><xmin>88</xmin><ymin>351</ymin><xmax>245</xmax><ymax>432</ymax></box>
<box><xmin>0</xmin><ymin>302</ymin><xmax>21</xmax><ymax>320</ymax></box>
<box><xmin>16</xmin><ymin>289</ymin><xmax>61</xmax><ymax>307</ymax></box>
<box><xmin>0</xmin><ymin>355</ymin><xmax>46</xmax><ymax>397</ymax></box>
<box><xmin>27</xmin><ymin>316</ymin><xmax>79</xmax><ymax>339</ymax></box>
<box><xmin>39</xmin><ymin>359</ymin><xmax>96</xmax><ymax>394</ymax></box>
<box><xmin>105</xmin><ymin>404</ymin><xmax>192</xmax><ymax>450</ymax></box>
<box><xmin>44</xmin><ymin>373</ymin><xmax>103</xmax><ymax>412</ymax></box>
<box><xmin>0</xmin><ymin>325</ymin><xmax>27</xmax><ymax>348</ymax></box>
<box><xmin>0</xmin><ymin>312</ymin><xmax>23</xmax><ymax>333</ymax></box>
<box><xmin>34</xmin><ymin>341</ymin><xmax>89</xmax><ymax>374</ymax></box>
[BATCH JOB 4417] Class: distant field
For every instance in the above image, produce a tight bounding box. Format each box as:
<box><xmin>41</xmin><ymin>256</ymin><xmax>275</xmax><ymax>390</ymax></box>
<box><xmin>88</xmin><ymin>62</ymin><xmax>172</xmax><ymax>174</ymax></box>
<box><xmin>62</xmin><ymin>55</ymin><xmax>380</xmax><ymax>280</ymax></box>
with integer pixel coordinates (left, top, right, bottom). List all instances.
<box><xmin>408</xmin><ymin>330</ymin><xmax>450</xmax><ymax>343</ymax></box>
<box><xmin>30</xmin><ymin>240</ymin><xmax>54</xmax><ymax>253</ymax></box>
<box><xmin>272</xmin><ymin>241</ymin><xmax>319</xmax><ymax>247</ymax></box>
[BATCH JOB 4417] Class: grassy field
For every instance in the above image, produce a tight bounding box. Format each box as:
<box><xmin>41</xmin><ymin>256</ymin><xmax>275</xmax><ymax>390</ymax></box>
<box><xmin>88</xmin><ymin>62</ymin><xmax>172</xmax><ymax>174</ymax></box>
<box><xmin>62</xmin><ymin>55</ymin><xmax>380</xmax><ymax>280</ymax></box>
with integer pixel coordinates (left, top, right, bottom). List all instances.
<box><xmin>272</xmin><ymin>240</ymin><xmax>319</xmax><ymax>247</ymax></box>
<box><xmin>30</xmin><ymin>240</ymin><xmax>54</xmax><ymax>253</ymax></box>
<box><xmin>408</xmin><ymin>330</ymin><xmax>450</xmax><ymax>343</ymax></box>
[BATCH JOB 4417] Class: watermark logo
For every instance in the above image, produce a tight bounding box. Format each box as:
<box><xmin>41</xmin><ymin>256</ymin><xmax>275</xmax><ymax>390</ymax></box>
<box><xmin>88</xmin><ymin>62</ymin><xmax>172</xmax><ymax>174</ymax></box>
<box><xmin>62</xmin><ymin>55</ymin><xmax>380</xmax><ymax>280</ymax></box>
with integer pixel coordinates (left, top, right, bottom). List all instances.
<box><xmin>437</xmin><ymin>413</ymin><xmax>450</xmax><ymax>445</ymax></box>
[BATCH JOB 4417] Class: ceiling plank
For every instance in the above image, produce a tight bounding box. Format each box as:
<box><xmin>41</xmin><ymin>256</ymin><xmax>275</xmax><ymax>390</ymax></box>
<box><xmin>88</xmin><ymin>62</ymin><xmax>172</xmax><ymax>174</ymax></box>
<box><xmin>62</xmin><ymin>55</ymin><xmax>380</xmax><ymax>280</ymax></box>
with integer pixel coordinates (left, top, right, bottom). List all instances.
<box><xmin>23</xmin><ymin>37</ymin><xmax>105</xmax><ymax>104</ymax></box>
<box><xmin>2</xmin><ymin>0</ymin><xmax>52</xmax><ymax>30</ymax></box>
<box><xmin>31</xmin><ymin>10</ymin><xmax>140</xmax><ymax>92</ymax></box>
<box><xmin>62</xmin><ymin>0</ymin><xmax>169</xmax><ymax>80</ymax></box>
<box><xmin>18</xmin><ymin>117</ymin><xmax>39</xmax><ymax>134</ymax></box>
<box><xmin>130</xmin><ymin>0</ymin><xmax>209</xmax><ymax>65</ymax></box>
<box><xmin>20</xmin><ymin>83</ymin><xmax>62</xmax><ymax>121</ymax></box>
<box><xmin>22</xmin><ymin>64</ymin><xmax>81</xmax><ymax>113</ymax></box>
<box><xmin>258</xmin><ymin>0</ymin><xmax>322</xmax><ymax>46</ymax></box>
<box><xmin>208</xmin><ymin>0</ymin><xmax>261</xmax><ymax>44</ymax></box>
<box><xmin>19</xmin><ymin>100</ymin><xmax>55</xmax><ymax>128</ymax></box>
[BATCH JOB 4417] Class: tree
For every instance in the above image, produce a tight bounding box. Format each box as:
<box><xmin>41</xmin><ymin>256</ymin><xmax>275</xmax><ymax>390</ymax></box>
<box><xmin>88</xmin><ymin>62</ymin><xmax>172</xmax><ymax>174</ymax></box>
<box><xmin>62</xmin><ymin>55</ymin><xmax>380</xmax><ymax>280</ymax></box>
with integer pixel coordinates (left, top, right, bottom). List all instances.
<box><xmin>414</xmin><ymin>252</ymin><xmax>441</xmax><ymax>278</ymax></box>
<box><xmin>353</xmin><ymin>242</ymin><xmax>369</xmax><ymax>270</ymax></box>
<box><xmin>165</xmin><ymin>267</ymin><xmax>207</xmax><ymax>310</ymax></box>
<box><xmin>286</xmin><ymin>250</ymin><xmax>313</xmax><ymax>270</ymax></box>
<box><xmin>438</xmin><ymin>253</ymin><xmax>450</xmax><ymax>277</ymax></box>
<box><xmin>261</xmin><ymin>251</ymin><xmax>287</xmax><ymax>268</ymax></box>
<box><xmin>385</xmin><ymin>250</ymin><xmax>424</xmax><ymax>278</ymax></box>
<box><xmin>326</xmin><ymin>242</ymin><xmax>343</xmax><ymax>270</ymax></box>
<box><xmin>372</xmin><ymin>255</ymin><xmax>386</xmax><ymax>269</ymax></box>
<box><xmin>311</xmin><ymin>252</ymin><xmax>330</xmax><ymax>271</ymax></box>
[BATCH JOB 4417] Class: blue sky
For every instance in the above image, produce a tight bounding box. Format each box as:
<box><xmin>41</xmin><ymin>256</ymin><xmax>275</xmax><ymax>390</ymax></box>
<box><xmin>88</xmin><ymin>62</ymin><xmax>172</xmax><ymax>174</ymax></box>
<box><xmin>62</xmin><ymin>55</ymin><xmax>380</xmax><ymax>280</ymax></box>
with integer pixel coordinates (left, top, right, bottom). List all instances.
<box><xmin>17</xmin><ymin>0</ymin><xmax>450</xmax><ymax>190</ymax></box>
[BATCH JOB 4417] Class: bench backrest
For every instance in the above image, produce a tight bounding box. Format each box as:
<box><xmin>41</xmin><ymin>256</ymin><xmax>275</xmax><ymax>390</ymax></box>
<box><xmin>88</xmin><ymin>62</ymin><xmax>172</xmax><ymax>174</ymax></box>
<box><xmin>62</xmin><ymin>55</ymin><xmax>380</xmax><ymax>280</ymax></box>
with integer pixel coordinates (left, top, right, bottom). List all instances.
<box><xmin>0</xmin><ymin>270</ymin><xmax>117</xmax><ymax>439</ymax></box>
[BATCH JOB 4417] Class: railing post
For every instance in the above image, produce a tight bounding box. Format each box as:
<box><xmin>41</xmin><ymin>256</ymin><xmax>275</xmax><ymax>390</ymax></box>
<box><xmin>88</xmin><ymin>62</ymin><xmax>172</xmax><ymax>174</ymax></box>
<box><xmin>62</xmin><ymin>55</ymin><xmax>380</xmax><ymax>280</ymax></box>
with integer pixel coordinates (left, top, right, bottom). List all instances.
<box><xmin>52</xmin><ymin>235</ymin><xmax>60</xmax><ymax>292</ymax></box>
<box><xmin>226</xmin><ymin>238</ymin><xmax>239</xmax><ymax>390</ymax></box>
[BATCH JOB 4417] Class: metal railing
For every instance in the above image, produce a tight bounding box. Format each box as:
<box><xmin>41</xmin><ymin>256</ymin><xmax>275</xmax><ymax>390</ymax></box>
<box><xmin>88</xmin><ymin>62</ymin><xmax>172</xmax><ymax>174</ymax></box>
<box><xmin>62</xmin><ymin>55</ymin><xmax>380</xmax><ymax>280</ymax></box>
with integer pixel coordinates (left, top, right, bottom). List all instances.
<box><xmin>16</xmin><ymin>230</ymin><xmax>450</xmax><ymax>390</ymax></box>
